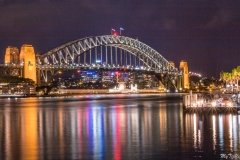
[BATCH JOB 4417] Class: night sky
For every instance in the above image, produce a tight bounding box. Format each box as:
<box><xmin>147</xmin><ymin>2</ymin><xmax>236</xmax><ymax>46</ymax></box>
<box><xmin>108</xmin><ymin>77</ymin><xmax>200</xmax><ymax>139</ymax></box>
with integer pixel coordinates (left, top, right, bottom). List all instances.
<box><xmin>0</xmin><ymin>0</ymin><xmax>240</xmax><ymax>77</ymax></box>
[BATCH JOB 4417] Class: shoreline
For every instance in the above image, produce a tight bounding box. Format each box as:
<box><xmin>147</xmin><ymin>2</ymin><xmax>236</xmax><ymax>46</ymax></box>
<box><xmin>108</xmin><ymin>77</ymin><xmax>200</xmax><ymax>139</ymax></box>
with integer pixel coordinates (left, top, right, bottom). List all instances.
<box><xmin>0</xmin><ymin>92</ymin><xmax>187</xmax><ymax>99</ymax></box>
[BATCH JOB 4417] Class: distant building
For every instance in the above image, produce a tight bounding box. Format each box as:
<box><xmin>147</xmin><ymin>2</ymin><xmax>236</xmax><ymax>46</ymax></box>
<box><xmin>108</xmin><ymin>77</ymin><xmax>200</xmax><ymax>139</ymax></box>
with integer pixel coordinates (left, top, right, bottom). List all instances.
<box><xmin>0</xmin><ymin>83</ymin><xmax>35</xmax><ymax>95</ymax></box>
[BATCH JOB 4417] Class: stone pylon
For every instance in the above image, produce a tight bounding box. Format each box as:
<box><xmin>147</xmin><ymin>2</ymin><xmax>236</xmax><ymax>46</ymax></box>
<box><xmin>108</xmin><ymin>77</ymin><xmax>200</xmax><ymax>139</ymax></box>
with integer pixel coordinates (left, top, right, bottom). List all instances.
<box><xmin>5</xmin><ymin>46</ymin><xmax>20</xmax><ymax>64</ymax></box>
<box><xmin>179</xmin><ymin>60</ymin><xmax>189</xmax><ymax>89</ymax></box>
<box><xmin>20</xmin><ymin>44</ymin><xmax>36</xmax><ymax>83</ymax></box>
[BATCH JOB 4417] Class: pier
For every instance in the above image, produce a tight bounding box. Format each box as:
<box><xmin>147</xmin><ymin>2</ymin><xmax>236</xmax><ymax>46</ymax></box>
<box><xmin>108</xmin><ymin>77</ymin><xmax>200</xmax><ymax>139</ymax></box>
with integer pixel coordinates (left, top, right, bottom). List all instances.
<box><xmin>184</xmin><ymin>90</ymin><xmax>240</xmax><ymax>114</ymax></box>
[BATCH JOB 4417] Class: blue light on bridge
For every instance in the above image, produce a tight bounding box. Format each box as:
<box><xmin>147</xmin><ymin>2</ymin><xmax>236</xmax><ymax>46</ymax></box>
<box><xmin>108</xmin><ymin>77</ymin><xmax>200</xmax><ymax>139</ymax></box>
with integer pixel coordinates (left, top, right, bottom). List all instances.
<box><xmin>87</xmin><ymin>71</ymin><xmax>93</xmax><ymax>75</ymax></box>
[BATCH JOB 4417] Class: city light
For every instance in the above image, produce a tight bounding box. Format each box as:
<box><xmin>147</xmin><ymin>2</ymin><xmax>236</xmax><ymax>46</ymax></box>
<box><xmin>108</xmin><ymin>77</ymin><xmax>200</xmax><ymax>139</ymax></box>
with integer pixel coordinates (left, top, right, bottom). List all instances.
<box><xmin>189</xmin><ymin>71</ymin><xmax>201</xmax><ymax>77</ymax></box>
<box><xmin>211</xmin><ymin>101</ymin><xmax>216</xmax><ymax>107</ymax></box>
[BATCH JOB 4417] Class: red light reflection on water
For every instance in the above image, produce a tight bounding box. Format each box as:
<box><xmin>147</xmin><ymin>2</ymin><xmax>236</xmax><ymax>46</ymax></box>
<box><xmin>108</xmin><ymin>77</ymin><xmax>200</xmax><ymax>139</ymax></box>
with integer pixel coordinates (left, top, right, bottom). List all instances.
<box><xmin>114</xmin><ymin>106</ymin><xmax>121</xmax><ymax>160</ymax></box>
<box><xmin>78</xmin><ymin>109</ymin><xmax>83</xmax><ymax>159</ymax></box>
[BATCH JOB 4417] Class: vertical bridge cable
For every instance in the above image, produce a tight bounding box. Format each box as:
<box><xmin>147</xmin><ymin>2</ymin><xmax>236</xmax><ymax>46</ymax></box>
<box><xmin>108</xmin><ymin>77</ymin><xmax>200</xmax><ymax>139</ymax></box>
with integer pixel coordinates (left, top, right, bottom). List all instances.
<box><xmin>137</xmin><ymin>52</ymin><xmax>140</xmax><ymax>68</ymax></box>
<box><xmin>101</xmin><ymin>46</ymin><xmax>102</xmax><ymax>64</ymax></box>
<box><xmin>95</xmin><ymin>47</ymin><xmax>97</xmax><ymax>63</ymax></box>
<box><xmin>72</xmin><ymin>54</ymin><xmax>74</xmax><ymax>65</ymax></box>
<box><xmin>90</xmin><ymin>49</ymin><xmax>92</xmax><ymax>64</ymax></box>
<box><xmin>120</xmin><ymin>49</ymin><xmax>122</xmax><ymax>66</ymax></box>
<box><xmin>130</xmin><ymin>53</ymin><xmax>131</xmax><ymax>66</ymax></box>
<box><xmin>135</xmin><ymin>53</ymin><xmax>136</xmax><ymax>67</ymax></box>
<box><xmin>78</xmin><ymin>46</ymin><xmax>81</xmax><ymax>64</ymax></box>
<box><xmin>84</xmin><ymin>52</ymin><xmax>86</xmax><ymax>64</ymax></box>
<box><xmin>111</xmin><ymin>46</ymin><xmax>113</xmax><ymax>65</ymax></box>
<box><xmin>124</xmin><ymin>50</ymin><xmax>127</xmax><ymax>66</ymax></box>
<box><xmin>106</xmin><ymin>46</ymin><xmax>108</xmax><ymax>65</ymax></box>
<box><xmin>115</xmin><ymin>47</ymin><xmax>117</xmax><ymax>65</ymax></box>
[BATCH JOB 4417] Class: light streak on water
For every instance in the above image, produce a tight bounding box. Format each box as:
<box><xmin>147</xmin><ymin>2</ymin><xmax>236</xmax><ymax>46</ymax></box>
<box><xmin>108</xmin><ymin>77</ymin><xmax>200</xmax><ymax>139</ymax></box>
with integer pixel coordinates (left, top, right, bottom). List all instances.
<box><xmin>0</xmin><ymin>94</ymin><xmax>239</xmax><ymax>159</ymax></box>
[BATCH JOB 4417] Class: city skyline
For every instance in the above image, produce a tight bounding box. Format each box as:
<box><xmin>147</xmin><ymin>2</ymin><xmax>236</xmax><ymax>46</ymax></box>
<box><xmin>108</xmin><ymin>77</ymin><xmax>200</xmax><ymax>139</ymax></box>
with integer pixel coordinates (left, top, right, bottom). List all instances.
<box><xmin>0</xmin><ymin>0</ymin><xmax>240</xmax><ymax>77</ymax></box>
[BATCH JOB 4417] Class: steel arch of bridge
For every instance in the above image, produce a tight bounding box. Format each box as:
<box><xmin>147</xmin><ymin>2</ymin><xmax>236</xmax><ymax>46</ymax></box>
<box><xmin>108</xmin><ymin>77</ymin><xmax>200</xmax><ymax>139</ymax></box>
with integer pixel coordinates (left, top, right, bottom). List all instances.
<box><xmin>37</xmin><ymin>35</ymin><xmax>179</xmax><ymax>87</ymax></box>
<box><xmin>37</xmin><ymin>35</ymin><xmax>178</xmax><ymax>74</ymax></box>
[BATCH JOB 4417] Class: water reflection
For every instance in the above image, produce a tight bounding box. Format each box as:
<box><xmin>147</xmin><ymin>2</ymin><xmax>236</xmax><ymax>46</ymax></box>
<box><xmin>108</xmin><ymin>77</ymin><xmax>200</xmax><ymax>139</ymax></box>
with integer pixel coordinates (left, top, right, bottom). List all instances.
<box><xmin>0</xmin><ymin>96</ymin><xmax>239</xmax><ymax>159</ymax></box>
<box><xmin>212</xmin><ymin>115</ymin><xmax>216</xmax><ymax>151</ymax></box>
<box><xmin>21</xmin><ymin>104</ymin><xmax>38</xmax><ymax>160</ymax></box>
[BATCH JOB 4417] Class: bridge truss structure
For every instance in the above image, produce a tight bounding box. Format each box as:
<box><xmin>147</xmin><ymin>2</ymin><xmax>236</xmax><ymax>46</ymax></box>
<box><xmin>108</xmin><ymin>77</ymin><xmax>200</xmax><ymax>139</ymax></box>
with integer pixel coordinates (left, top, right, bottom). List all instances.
<box><xmin>0</xmin><ymin>35</ymin><xmax>180</xmax><ymax>89</ymax></box>
<box><xmin>36</xmin><ymin>35</ymin><xmax>180</xmax><ymax>89</ymax></box>
<box><xmin>0</xmin><ymin>64</ymin><xmax>23</xmax><ymax>77</ymax></box>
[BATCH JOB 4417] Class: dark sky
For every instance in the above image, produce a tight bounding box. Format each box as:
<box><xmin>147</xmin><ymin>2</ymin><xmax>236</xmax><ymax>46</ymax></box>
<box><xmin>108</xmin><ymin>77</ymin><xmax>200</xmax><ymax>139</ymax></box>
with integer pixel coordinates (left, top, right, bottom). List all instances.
<box><xmin>0</xmin><ymin>0</ymin><xmax>240</xmax><ymax>77</ymax></box>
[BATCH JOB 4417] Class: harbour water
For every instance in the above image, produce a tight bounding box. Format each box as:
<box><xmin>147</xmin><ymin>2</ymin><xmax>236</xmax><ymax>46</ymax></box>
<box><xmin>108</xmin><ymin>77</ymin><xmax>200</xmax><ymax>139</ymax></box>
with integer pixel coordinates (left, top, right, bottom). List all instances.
<box><xmin>0</xmin><ymin>93</ymin><xmax>239</xmax><ymax>159</ymax></box>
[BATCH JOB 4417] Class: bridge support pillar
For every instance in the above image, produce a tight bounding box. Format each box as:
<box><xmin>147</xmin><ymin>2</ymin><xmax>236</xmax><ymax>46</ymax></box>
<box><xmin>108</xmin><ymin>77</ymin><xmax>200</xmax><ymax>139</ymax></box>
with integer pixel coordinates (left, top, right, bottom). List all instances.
<box><xmin>19</xmin><ymin>68</ymin><xmax>23</xmax><ymax>78</ymax></box>
<box><xmin>4</xmin><ymin>46</ymin><xmax>20</xmax><ymax>64</ymax></box>
<box><xmin>179</xmin><ymin>60</ymin><xmax>189</xmax><ymax>89</ymax></box>
<box><xmin>20</xmin><ymin>44</ymin><xmax>37</xmax><ymax>84</ymax></box>
<box><xmin>158</xmin><ymin>80</ymin><xmax>165</xmax><ymax>90</ymax></box>
<box><xmin>36</xmin><ymin>69</ymin><xmax>41</xmax><ymax>86</ymax></box>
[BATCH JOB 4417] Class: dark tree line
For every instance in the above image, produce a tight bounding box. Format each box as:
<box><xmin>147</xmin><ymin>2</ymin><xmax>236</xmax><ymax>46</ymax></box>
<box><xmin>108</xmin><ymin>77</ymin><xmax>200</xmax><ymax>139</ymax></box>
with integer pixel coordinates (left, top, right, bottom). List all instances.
<box><xmin>0</xmin><ymin>76</ymin><xmax>35</xmax><ymax>84</ymax></box>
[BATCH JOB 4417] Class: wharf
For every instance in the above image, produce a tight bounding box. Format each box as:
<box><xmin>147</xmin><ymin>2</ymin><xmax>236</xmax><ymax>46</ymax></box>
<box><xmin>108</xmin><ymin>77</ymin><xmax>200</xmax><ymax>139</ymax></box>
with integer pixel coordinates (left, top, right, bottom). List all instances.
<box><xmin>184</xmin><ymin>91</ymin><xmax>240</xmax><ymax>114</ymax></box>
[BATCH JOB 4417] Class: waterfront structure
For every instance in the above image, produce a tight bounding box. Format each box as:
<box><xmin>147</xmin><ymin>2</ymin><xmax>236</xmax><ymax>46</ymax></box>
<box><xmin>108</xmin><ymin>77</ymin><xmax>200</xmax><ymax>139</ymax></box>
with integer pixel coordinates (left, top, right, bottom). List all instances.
<box><xmin>0</xmin><ymin>83</ymin><xmax>35</xmax><ymax>95</ymax></box>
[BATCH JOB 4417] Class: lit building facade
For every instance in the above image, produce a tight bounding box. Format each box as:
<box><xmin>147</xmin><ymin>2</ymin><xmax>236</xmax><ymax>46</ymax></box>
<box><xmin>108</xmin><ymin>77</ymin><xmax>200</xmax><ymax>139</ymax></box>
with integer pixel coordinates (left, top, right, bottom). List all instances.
<box><xmin>0</xmin><ymin>83</ymin><xmax>35</xmax><ymax>95</ymax></box>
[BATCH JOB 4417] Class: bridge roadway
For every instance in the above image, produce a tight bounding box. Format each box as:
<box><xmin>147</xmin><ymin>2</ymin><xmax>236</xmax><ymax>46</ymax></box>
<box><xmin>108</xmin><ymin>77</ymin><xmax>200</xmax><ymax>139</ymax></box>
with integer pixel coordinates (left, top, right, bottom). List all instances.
<box><xmin>36</xmin><ymin>63</ymin><xmax>176</xmax><ymax>74</ymax></box>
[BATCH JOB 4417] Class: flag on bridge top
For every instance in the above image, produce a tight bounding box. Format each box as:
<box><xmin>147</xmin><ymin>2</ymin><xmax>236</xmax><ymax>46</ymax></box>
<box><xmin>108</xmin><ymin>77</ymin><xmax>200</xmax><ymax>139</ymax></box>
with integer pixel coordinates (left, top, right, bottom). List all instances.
<box><xmin>120</xmin><ymin>27</ymin><xmax>124</xmax><ymax>35</ymax></box>
<box><xmin>111</xmin><ymin>29</ymin><xmax>116</xmax><ymax>35</ymax></box>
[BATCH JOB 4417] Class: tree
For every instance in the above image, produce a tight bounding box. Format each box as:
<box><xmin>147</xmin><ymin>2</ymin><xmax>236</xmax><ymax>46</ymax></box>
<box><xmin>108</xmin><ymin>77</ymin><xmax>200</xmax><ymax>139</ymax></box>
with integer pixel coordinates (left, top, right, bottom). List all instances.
<box><xmin>0</xmin><ymin>76</ymin><xmax>35</xmax><ymax>84</ymax></box>
<box><xmin>221</xmin><ymin>72</ymin><xmax>232</xmax><ymax>87</ymax></box>
<box><xmin>235</xmin><ymin>66</ymin><xmax>240</xmax><ymax>90</ymax></box>
<box><xmin>221</xmin><ymin>72</ymin><xmax>233</xmax><ymax>92</ymax></box>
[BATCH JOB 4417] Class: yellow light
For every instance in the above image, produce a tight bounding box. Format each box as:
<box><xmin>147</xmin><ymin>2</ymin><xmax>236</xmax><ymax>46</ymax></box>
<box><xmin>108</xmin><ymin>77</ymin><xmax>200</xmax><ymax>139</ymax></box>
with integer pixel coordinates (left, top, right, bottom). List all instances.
<box><xmin>211</xmin><ymin>101</ymin><xmax>216</xmax><ymax>107</ymax></box>
<box><xmin>227</xmin><ymin>102</ymin><xmax>232</xmax><ymax>107</ymax></box>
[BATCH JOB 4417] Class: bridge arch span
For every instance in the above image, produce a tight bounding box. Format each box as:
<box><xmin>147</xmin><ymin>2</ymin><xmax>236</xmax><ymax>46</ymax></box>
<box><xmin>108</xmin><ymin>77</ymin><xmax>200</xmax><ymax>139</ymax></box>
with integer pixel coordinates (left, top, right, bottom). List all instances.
<box><xmin>37</xmin><ymin>35</ymin><xmax>178</xmax><ymax>74</ymax></box>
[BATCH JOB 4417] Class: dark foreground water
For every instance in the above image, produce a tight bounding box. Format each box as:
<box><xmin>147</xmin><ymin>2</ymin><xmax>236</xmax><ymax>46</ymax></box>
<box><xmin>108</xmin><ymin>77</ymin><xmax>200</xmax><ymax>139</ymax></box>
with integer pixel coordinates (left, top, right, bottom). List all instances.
<box><xmin>0</xmin><ymin>94</ymin><xmax>239</xmax><ymax>160</ymax></box>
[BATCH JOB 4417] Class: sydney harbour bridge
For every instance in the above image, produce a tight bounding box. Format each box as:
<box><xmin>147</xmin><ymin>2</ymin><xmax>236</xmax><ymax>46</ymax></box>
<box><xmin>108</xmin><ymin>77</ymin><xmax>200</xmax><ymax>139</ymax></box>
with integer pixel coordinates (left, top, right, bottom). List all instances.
<box><xmin>0</xmin><ymin>35</ymin><xmax>181</xmax><ymax>90</ymax></box>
